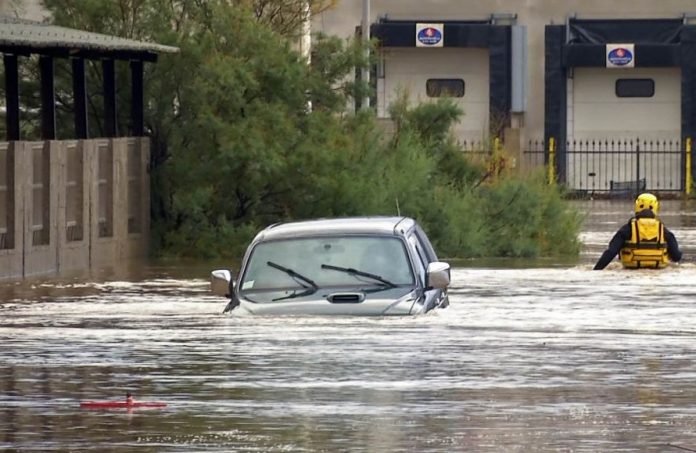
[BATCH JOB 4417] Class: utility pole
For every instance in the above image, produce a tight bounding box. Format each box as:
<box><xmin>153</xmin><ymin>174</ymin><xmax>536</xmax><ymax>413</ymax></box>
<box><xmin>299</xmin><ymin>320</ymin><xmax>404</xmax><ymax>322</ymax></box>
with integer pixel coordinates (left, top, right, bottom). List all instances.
<box><xmin>361</xmin><ymin>0</ymin><xmax>370</xmax><ymax>109</ymax></box>
<box><xmin>301</xmin><ymin>0</ymin><xmax>311</xmax><ymax>62</ymax></box>
<box><xmin>303</xmin><ymin>1</ymin><xmax>312</xmax><ymax>112</ymax></box>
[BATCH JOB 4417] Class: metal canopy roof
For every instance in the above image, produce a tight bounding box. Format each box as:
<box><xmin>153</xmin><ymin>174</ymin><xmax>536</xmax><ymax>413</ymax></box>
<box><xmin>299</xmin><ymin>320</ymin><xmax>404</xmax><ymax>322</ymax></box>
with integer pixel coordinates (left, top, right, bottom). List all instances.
<box><xmin>0</xmin><ymin>15</ymin><xmax>179</xmax><ymax>61</ymax></box>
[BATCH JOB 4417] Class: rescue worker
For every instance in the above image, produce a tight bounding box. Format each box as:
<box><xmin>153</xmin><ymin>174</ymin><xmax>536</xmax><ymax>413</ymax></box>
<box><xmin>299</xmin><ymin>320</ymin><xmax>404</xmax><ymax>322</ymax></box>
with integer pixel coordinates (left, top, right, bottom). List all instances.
<box><xmin>594</xmin><ymin>193</ymin><xmax>682</xmax><ymax>270</ymax></box>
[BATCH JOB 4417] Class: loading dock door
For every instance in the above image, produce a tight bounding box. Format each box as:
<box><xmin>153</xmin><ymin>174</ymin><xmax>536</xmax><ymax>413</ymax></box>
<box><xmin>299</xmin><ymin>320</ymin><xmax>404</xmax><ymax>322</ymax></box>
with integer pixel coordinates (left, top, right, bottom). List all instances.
<box><xmin>567</xmin><ymin>67</ymin><xmax>682</xmax><ymax>192</ymax></box>
<box><xmin>378</xmin><ymin>48</ymin><xmax>490</xmax><ymax>145</ymax></box>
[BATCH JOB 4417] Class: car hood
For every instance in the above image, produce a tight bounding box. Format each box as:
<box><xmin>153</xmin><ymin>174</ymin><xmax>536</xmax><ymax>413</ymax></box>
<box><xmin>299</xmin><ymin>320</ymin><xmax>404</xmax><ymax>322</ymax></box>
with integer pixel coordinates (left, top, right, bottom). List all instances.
<box><xmin>236</xmin><ymin>286</ymin><xmax>421</xmax><ymax>316</ymax></box>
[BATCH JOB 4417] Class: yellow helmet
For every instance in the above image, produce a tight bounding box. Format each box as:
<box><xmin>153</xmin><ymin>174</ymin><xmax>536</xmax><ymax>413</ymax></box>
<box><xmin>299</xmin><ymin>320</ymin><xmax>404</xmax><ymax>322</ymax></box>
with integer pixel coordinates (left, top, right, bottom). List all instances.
<box><xmin>635</xmin><ymin>193</ymin><xmax>659</xmax><ymax>215</ymax></box>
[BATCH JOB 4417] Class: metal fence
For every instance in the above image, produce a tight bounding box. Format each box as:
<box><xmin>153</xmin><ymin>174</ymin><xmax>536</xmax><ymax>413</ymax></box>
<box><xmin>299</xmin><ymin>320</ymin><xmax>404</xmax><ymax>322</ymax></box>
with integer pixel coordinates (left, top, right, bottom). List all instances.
<box><xmin>522</xmin><ymin>140</ymin><xmax>547</xmax><ymax>169</ymax></box>
<box><xmin>460</xmin><ymin>139</ymin><xmax>496</xmax><ymax>162</ymax></box>
<box><xmin>523</xmin><ymin>139</ymin><xmax>685</xmax><ymax>195</ymax></box>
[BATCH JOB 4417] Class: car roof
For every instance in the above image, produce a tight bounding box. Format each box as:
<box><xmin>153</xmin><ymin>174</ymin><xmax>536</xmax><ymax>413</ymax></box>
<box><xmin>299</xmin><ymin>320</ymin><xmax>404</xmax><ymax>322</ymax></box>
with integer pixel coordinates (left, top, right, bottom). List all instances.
<box><xmin>254</xmin><ymin>216</ymin><xmax>416</xmax><ymax>241</ymax></box>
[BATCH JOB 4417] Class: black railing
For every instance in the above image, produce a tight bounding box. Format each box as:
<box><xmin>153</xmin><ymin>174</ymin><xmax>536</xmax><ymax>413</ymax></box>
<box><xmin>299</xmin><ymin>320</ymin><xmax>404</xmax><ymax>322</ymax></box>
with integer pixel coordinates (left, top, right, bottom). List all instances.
<box><xmin>522</xmin><ymin>140</ymin><xmax>547</xmax><ymax>169</ymax></box>
<box><xmin>460</xmin><ymin>139</ymin><xmax>496</xmax><ymax>161</ymax></box>
<box><xmin>523</xmin><ymin>139</ymin><xmax>683</xmax><ymax>195</ymax></box>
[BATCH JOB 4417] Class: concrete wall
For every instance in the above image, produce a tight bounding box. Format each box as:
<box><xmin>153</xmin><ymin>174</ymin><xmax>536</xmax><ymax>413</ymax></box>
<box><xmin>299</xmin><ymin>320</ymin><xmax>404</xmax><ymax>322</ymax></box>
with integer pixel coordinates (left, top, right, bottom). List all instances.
<box><xmin>314</xmin><ymin>0</ymin><xmax>696</xmax><ymax>144</ymax></box>
<box><xmin>0</xmin><ymin>137</ymin><xmax>150</xmax><ymax>280</ymax></box>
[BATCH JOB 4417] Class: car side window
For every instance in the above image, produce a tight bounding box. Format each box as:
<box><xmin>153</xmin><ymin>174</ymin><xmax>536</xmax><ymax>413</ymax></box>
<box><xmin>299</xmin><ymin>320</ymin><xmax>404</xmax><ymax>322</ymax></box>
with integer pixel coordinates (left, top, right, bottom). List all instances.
<box><xmin>415</xmin><ymin>225</ymin><xmax>438</xmax><ymax>262</ymax></box>
<box><xmin>408</xmin><ymin>234</ymin><xmax>427</xmax><ymax>285</ymax></box>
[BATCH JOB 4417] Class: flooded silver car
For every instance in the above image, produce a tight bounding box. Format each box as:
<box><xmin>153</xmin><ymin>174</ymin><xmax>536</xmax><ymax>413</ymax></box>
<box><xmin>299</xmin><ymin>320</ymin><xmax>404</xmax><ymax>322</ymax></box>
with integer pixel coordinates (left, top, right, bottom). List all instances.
<box><xmin>211</xmin><ymin>217</ymin><xmax>451</xmax><ymax>315</ymax></box>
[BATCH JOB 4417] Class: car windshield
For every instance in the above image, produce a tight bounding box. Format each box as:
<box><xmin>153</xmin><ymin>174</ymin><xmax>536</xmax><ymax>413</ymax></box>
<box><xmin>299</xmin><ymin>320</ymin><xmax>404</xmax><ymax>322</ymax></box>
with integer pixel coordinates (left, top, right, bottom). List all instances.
<box><xmin>240</xmin><ymin>236</ymin><xmax>415</xmax><ymax>291</ymax></box>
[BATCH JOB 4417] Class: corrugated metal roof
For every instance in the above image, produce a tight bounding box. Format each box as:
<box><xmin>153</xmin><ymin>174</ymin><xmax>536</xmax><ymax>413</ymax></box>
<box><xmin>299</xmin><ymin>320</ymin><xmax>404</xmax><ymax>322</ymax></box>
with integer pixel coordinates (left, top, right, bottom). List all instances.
<box><xmin>0</xmin><ymin>15</ymin><xmax>179</xmax><ymax>55</ymax></box>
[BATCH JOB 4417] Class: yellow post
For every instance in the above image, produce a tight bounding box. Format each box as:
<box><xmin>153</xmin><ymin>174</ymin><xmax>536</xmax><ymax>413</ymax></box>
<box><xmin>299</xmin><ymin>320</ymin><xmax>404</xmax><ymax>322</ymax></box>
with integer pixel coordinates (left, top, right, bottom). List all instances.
<box><xmin>686</xmin><ymin>137</ymin><xmax>692</xmax><ymax>196</ymax></box>
<box><xmin>493</xmin><ymin>137</ymin><xmax>501</xmax><ymax>155</ymax></box>
<box><xmin>548</xmin><ymin>137</ymin><xmax>556</xmax><ymax>185</ymax></box>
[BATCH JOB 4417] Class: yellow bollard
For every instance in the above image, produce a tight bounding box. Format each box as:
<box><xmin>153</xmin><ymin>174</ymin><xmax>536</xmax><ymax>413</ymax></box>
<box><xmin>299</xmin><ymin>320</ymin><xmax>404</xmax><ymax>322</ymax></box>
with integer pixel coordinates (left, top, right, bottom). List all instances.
<box><xmin>488</xmin><ymin>137</ymin><xmax>503</xmax><ymax>178</ymax></box>
<box><xmin>686</xmin><ymin>137</ymin><xmax>692</xmax><ymax>196</ymax></box>
<box><xmin>548</xmin><ymin>137</ymin><xmax>556</xmax><ymax>185</ymax></box>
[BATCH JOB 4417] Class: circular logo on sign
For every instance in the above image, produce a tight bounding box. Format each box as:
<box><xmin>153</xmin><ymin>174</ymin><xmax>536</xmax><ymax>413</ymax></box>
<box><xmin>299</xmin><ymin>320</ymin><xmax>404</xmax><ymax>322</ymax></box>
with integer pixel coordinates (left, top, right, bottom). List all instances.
<box><xmin>417</xmin><ymin>27</ymin><xmax>442</xmax><ymax>46</ymax></box>
<box><xmin>608</xmin><ymin>47</ymin><xmax>633</xmax><ymax>66</ymax></box>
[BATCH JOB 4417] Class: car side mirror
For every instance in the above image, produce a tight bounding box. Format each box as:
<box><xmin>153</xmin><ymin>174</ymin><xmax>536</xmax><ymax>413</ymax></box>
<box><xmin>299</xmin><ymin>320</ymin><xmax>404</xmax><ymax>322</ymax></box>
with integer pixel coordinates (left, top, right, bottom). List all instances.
<box><xmin>426</xmin><ymin>262</ymin><xmax>450</xmax><ymax>289</ymax></box>
<box><xmin>211</xmin><ymin>269</ymin><xmax>234</xmax><ymax>296</ymax></box>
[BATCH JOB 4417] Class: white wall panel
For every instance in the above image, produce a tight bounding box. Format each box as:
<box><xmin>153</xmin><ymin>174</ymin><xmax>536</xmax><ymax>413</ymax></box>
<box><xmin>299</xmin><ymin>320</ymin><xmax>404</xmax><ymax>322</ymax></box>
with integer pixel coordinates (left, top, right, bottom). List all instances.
<box><xmin>572</xmin><ymin>67</ymin><xmax>681</xmax><ymax>140</ymax></box>
<box><xmin>380</xmin><ymin>47</ymin><xmax>490</xmax><ymax>142</ymax></box>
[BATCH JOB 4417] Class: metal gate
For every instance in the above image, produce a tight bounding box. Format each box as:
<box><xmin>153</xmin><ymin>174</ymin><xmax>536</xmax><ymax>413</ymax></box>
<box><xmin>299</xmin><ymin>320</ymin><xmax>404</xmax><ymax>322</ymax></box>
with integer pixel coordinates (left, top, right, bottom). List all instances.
<box><xmin>523</xmin><ymin>139</ymin><xmax>685</xmax><ymax>195</ymax></box>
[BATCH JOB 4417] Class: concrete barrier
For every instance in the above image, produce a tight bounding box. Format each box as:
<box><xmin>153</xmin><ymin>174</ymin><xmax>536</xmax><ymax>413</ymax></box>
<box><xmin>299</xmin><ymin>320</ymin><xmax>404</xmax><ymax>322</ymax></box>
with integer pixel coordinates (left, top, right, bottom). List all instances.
<box><xmin>0</xmin><ymin>142</ymin><xmax>22</xmax><ymax>279</ymax></box>
<box><xmin>0</xmin><ymin>137</ymin><xmax>150</xmax><ymax>280</ymax></box>
<box><xmin>23</xmin><ymin>141</ymin><xmax>59</xmax><ymax>277</ymax></box>
<box><xmin>58</xmin><ymin>140</ymin><xmax>90</xmax><ymax>273</ymax></box>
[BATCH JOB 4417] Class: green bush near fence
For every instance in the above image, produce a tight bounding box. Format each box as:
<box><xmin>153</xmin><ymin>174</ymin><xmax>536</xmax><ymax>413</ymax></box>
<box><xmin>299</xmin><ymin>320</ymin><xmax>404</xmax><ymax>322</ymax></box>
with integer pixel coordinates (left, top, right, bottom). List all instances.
<box><xmin>43</xmin><ymin>0</ymin><xmax>581</xmax><ymax>260</ymax></box>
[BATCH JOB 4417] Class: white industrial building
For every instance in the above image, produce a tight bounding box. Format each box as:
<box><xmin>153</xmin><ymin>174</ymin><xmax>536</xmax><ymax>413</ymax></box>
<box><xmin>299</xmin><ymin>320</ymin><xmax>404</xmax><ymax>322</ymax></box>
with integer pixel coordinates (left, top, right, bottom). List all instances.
<box><xmin>314</xmin><ymin>1</ymin><xmax>696</xmax><ymax>194</ymax></box>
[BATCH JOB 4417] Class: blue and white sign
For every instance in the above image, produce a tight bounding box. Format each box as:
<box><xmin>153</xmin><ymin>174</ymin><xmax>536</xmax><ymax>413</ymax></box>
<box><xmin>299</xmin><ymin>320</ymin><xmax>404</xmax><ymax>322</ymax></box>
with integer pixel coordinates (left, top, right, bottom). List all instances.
<box><xmin>416</xmin><ymin>23</ymin><xmax>444</xmax><ymax>47</ymax></box>
<box><xmin>606</xmin><ymin>44</ymin><xmax>635</xmax><ymax>68</ymax></box>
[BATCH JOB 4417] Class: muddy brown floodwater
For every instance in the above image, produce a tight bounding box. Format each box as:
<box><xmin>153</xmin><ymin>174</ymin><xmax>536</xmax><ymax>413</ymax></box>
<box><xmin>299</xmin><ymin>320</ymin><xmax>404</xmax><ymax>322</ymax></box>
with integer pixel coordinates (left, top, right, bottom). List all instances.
<box><xmin>1</xmin><ymin>200</ymin><xmax>696</xmax><ymax>452</ymax></box>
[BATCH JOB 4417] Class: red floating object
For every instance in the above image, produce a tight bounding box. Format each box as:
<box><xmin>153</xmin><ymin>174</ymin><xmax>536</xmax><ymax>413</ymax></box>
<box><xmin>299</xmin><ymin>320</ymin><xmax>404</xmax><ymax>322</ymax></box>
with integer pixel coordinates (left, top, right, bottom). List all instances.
<box><xmin>80</xmin><ymin>401</ymin><xmax>167</xmax><ymax>409</ymax></box>
<box><xmin>80</xmin><ymin>393</ymin><xmax>167</xmax><ymax>409</ymax></box>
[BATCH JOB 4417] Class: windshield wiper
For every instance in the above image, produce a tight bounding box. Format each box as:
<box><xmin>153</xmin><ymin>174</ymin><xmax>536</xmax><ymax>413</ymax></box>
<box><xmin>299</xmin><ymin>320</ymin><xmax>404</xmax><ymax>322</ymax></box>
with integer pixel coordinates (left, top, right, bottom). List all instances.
<box><xmin>267</xmin><ymin>261</ymin><xmax>318</xmax><ymax>291</ymax></box>
<box><xmin>272</xmin><ymin>287</ymin><xmax>317</xmax><ymax>302</ymax></box>
<box><xmin>321</xmin><ymin>264</ymin><xmax>397</xmax><ymax>288</ymax></box>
